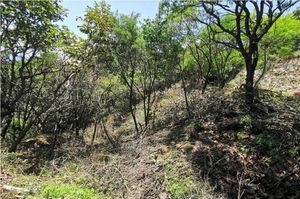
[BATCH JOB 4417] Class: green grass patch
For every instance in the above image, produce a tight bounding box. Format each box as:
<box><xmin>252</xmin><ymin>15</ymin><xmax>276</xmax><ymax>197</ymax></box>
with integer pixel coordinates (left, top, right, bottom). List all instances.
<box><xmin>162</xmin><ymin>149</ymin><xmax>195</xmax><ymax>198</ymax></box>
<box><xmin>40</xmin><ymin>183</ymin><xmax>108</xmax><ymax>199</ymax></box>
<box><xmin>167</xmin><ymin>175</ymin><xmax>193</xmax><ymax>199</ymax></box>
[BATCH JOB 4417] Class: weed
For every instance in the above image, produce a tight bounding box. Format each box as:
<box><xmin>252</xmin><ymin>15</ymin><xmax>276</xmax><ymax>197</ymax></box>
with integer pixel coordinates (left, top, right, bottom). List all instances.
<box><xmin>254</xmin><ymin>133</ymin><xmax>274</xmax><ymax>149</ymax></box>
<box><xmin>240</xmin><ymin>115</ymin><xmax>252</xmax><ymax>132</ymax></box>
<box><xmin>288</xmin><ymin>147</ymin><xmax>299</xmax><ymax>157</ymax></box>
<box><xmin>238</xmin><ymin>143</ymin><xmax>252</xmax><ymax>154</ymax></box>
<box><xmin>161</xmin><ymin>148</ymin><xmax>177</xmax><ymax>163</ymax></box>
<box><xmin>234</xmin><ymin>132</ymin><xmax>243</xmax><ymax>141</ymax></box>
<box><xmin>68</xmin><ymin>162</ymin><xmax>79</xmax><ymax>173</ymax></box>
<box><xmin>74</xmin><ymin>176</ymin><xmax>87</xmax><ymax>184</ymax></box>
<box><xmin>3</xmin><ymin>152</ymin><xmax>18</xmax><ymax>161</ymax></box>
<box><xmin>161</xmin><ymin>149</ymin><xmax>194</xmax><ymax>198</ymax></box>
<box><xmin>167</xmin><ymin>175</ymin><xmax>193</xmax><ymax>199</ymax></box>
<box><xmin>39</xmin><ymin>166</ymin><xmax>52</xmax><ymax>177</ymax></box>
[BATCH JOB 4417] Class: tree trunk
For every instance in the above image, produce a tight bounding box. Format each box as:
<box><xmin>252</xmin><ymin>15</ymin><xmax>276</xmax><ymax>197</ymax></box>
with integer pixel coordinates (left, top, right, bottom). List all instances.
<box><xmin>181</xmin><ymin>75</ymin><xmax>191</xmax><ymax>118</ymax></box>
<box><xmin>51</xmin><ymin>124</ymin><xmax>59</xmax><ymax>158</ymax></box>
<box><xmin>125</xmin><ymin>70</ymin><xmax>140</xmax><ymax>134</ymax></box>
<box><xmin>145</xmin><ymin>92</ymin><xmax>152</xmax><ymax>127</ymax></box>
<box><xmin>245</xmin><ymin>44</ymin><xmax>259</xmax><ymax>106</ymax></box>
<box><xmin>9</xmin><ymin>130</ymin><xmax>26</xmax><ymax>152</ymax></box>
<box><xmin>129</xmin><ymin>85</ymin><xmax>139</xmax><ymax>134</ymax></box>
<box><xmin>100</xmin><ymin>120</ymin><xmax>117</xmax><ymax>148</ymax></box>
<box><xmin>245</xmin><ymin>60</ymin><xmax>255</xmax><ymax>105</ymax></box>
<box><xmin>202</xmin><ymin>61</ymin><xmax>213</xmax><ymax>94</ymax></box>
<box><xmin>91</xmin><ymin>120</ymin><xmax>97</xmax><ymax>145</ymax></box>
<box><xmin>1</xmin><ymin>116</ymin><xmax>12</xmax><ymax>139</ymax></box>
<box><xmin>143</xmin><ymin>95</ymin><xmax>148</xmax><ymax>128</ymax></box>
<box><xmin>75</xmin><ymin>127</ymin><xmax>80</xmax><ymax>136</ymax></box>
<box><xmin>254</xmin><ymin>46</ymin><xmax>268</xmax><ymax>87</ymax></box>
<box><xmin>130</xmin><ymin>108</ymin><xmax>139</xmax><ymax>134</ymax></box>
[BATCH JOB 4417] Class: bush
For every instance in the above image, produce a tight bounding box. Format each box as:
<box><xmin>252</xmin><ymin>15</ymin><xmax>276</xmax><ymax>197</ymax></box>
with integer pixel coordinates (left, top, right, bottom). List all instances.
<box><xmin>254</xmin><ymin>133</ymin><xmax>274</xmax><ymax>149</ymax></box>
<box><xmin>240</xmin><ymin>115</ymin><xmax>252</xmax><ymax>132</ymax></box>
<box><xmin>1</xmin><ymin>152</ymin><xmax>18</xmax><ymax>161</ymax></box>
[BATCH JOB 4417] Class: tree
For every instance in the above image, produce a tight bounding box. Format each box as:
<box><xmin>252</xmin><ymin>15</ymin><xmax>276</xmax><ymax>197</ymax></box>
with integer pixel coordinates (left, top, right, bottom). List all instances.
<box><xmin>152</xmin><ymin>7</ymin><xmax>193</xmax><ymax>117</ymax></box>
<box><xmin>186</xmin><ymin>22</ymin><xmax>235</xmax><ymax>92</ymax></box>
<box><xmin>0</xmin><ymin>0</ymin><xmax>76</xmax><ymax>151</ymax></box>
<box><xmin>81</xmin><ymin>2</ymin><xmax>178</xmax><ymax>134</ymax></box>
<box><xmin>1</xmin><ymin>0</ymin><xmax>63</xmax><ymax>124</ymax></box>
<box><xmin>166</xmin><ymin>0</ymin><xmax>299</xmax><ymax>104</ymax></box>
<box><xmin>294</xmin><ymin>7</ymin><xmax>300</xmax><ymax>19</ymax></box>
<box><xmin>142</xmin><ymin>17</ymin><xmax>179</xmax><ymax>125</ymax></box>
<box><xmin>261</xmin><ymin>14</ymin><xmax>300</xmax><ymax>58</ymax></box>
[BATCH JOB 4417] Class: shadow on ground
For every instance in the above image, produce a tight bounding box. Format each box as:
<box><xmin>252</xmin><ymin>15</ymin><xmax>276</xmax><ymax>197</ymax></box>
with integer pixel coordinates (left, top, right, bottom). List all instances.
<box><xmin>162</xmin><ymin>89</ymin><xmax>300</xmax><ymax>198</ymax></box>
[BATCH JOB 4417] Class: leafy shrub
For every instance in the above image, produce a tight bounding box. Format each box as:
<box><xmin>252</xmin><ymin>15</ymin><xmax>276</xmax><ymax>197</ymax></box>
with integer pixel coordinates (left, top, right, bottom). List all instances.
<box><xmin>240</xmin><ymin>115</ymin><xmax>252</xmax><ymax>132</ymax></box>
<box><xmin>262</xmin><ymin>14</ymin><xmax>300</xmax><ymax>58</ymax></box>
<box><xmin>68</xmin><ymin>162</ymin><xmax>79</xmax><ymax>173</ymax></box>
<box><xmin>254</xmin><ymin>133</ymin><xmax>274</xmax><ymax>149</ymax></box>
<box><xmin>2</xmin><ymin>152</ymin><xmax>18</xmax><ymax>161</ymax></box>
<box><xmin>98</xmin><ymin>75</ymin><xmax>129</xmax><ymax>114</ymax></box>
<box><xmin>288</xmin><ymin>147</ymin><xmax>299</xmax><ymax>158</ymax></box>
<box><xmin>238</xmin><ymin>143</ymin><xmax>252</xmax><ymax>154</ymax></box>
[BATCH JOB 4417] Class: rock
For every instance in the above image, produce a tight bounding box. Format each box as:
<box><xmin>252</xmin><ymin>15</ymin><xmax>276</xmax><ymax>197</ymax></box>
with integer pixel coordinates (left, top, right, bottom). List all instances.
<box><xmin>159</xmin><ymin>192</ymin><xmax>169</xmax><ymax>199</ymax></box>
<box><xmin>159</xmin><ymin>145</ymin><xmax>170</xmax><ymax>155</ymax></box>
<box><xmin>0</xmin><ymin>184</ymin><xmax>30</xmax><ymax>193</ymax></box>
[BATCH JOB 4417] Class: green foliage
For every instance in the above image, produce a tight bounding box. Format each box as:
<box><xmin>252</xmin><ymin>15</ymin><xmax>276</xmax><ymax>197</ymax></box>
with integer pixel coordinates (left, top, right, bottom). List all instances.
<box><xmin>262</xmin><ymin>14</ymin><xmax>300</xmax><ymax>58</ymax></box>
<box><xmin>142</xmin><ymin>17</ymin><xmax>182</xmax><ymax>66</ymax></box>
<box><xmin>294</xmin><ymin>8</ymin><xmax>300</xmax><ymax>19</ymax></box>
<box><xmin>162</xmin><ymin>149</ymin><xmax>195</xmax><ymax>198</ymax></box>
<box><xmin>11</xmin><ymin>116</ymin><xmax>25</xmax><ymax>130</ymax></box>
<box><xmin>39</xmin><ymin>167</ymin><xmax>52</xmax><ymax>177</ymax></box>
<box><xmin>1</xmin><ymin>0</ymin><xmax>65</xmax><ymax>48</ymax></box>
<box><xmin>1</xmin><ymin>0</ymin><xmax>80</xmax><ymax>151</ymax></box>
<box><xmin>240</xmin><ymin>115</ymin><xmax>253</xmax><ymax>132</ymax></box>
<box><xmin>114</xmin><ymin>14</ymin><xmax>140</xmax><ymax>46</ymax></box>
<box><xmin>167</xmin><ymin>175</ymin><xmax>193</xmax><ymax>199</ymax></box>
<box><xmin>80</xmin><ymin>1</ymin><xmax>115</xmax><ymax>36</ymax></box>
<box><xmin>1</xmin><ymin>152</ymin><xmax>18</xmax><ymax>161</ymax></box>
<box><xmin>254</xmin><ymin>133</ymin><xmax>274</xmax><ymax>149</ymax></box>
<box><xmin>288</xmin><ymin>147</ymin><xmax>299</xmax><ymax>158</ymax></box>
<box><xmin>41</xmin><ymin>183</ymin><xmax>105</xmax><ymax>199</ymax></box>
<box><xmin>238</xmin><ymin>143</ymin><xmax>253</xmax><ymax>154</ymax></box>
<box><xmin>68</xmin><ymin>162</ymin><xmax>79</xmax><ymax>173</ymax></box>
<box><xmin>96</xmin><ymin>75</ymin><xmax>129</xmax><ymax>114</ymax></box>
<box><xmin>79</xmin><ymin>1</ymin><xmax>115</xmax><ymax>69</ymax></box>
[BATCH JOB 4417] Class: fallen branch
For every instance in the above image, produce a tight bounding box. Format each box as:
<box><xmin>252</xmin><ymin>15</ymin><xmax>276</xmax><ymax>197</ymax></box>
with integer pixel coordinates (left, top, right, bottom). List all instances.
<box><xmin>1</xmin><ymin>184</ymin><xmax>30</xmax><ymax>193</ymax></box>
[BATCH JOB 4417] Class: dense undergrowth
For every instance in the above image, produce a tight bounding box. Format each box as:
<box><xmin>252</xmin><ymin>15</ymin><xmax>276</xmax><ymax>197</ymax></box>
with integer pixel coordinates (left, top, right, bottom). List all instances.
<box><xmin>1</xmin><ymin>57</ymin><xmax>300</xmax><ymax>198</ymax></box>
<box><xmin>1</xmin><ymin>1</ymin><xmax>300</xmax><ymax>198</ymax></box>
<box><xmin>1</xmin><ymin>81</ymin><xmax>299</xmax><ymax>198</ymax></box>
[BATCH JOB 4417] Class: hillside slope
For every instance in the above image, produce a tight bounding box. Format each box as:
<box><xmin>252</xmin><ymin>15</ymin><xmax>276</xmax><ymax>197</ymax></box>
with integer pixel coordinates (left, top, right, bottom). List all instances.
<box><xmin>1</xmin><ymin>57</ymin><xmax>300</xmax><ymax>199</ymax></box>
<box><xmin>227</xmin><ymin>56</ymin><xmax>300</xmax><ymax>95</ymax></box>
<box><xmin>259</xmin><ymin>56</ymin><xmax>300</xmax><ymax>93</ymax></box>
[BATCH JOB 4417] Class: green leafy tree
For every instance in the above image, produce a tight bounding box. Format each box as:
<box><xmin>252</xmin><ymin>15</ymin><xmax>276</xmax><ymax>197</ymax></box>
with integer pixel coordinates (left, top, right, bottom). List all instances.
<box><xmin>262</xmin><ymin>14</ymin><xmax>300</xmax><ymax>58</ymax></box>
<box><xmin>0</xmin><ymin>0</ymin><xmax>82</xmax><ymax>151</ymax></box>
<box><xmin>164</xmin><ymin>0</ymin><xmax>299</xmax><ymax>104</ymax></box>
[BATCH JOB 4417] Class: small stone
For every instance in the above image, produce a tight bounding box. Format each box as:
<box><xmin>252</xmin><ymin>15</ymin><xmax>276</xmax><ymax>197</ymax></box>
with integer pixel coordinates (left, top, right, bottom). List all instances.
<box><xmin>159</xmin><ymin>192</ymin><xmax>168</xmax><ymax>199</ymax></box>
<box><xmin>159</xmin><ymin>145</ymin><xmax>170</xmax><ymax>155</ymax></box>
